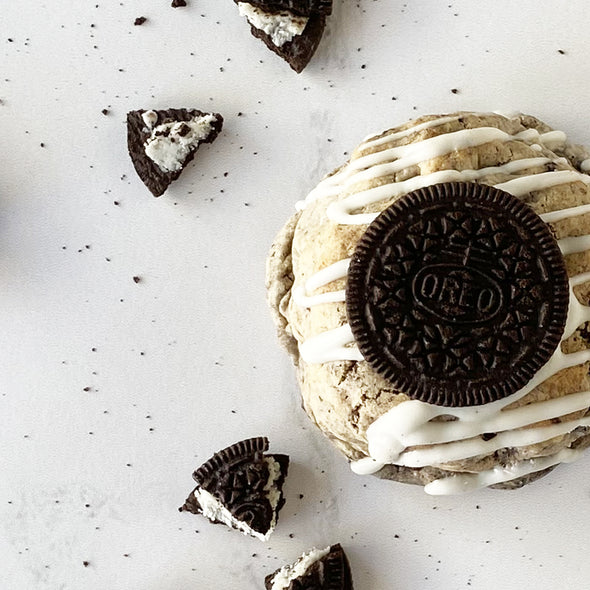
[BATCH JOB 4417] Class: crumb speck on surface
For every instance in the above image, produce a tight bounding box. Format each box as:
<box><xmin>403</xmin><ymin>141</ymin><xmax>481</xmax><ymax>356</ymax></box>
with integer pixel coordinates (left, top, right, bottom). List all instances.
<box><xmin>134</xmin><ymin>17</ymin><xmax>147</xmax><ymax>26</ymax></box>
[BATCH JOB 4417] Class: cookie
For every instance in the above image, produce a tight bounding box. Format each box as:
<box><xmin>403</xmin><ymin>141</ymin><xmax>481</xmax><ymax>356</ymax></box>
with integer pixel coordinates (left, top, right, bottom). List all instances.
<box><xmin>266</xmin><ymin>111</ymin><xmax>590</xmax><ymax>494</ymax></box>
<box><xmin>234</xmin><ymin>0</ymin><xmax>332</xmax><ymax>73</ymax></box>
<box><xmin>346</xmin><ymin>182</ymin><xmax>569</xmax><ymax>407</ymax></box>
<box><xmin>265</xmin><ymin>544</ymin><xmax>353</xmax><ymax>589</ymax></box>
<box><xmin>127</xmin><ymin>108</ymin><xmax>223</xmax><ymax>197</ymax></box>
<box><xmin>180</xmin><ymin>437</ymin><xmax>289</xmax><ymax>540</ymax></box>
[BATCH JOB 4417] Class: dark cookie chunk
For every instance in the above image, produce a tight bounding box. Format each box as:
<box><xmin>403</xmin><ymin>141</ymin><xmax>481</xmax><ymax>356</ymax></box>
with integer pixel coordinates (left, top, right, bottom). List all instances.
<box><xmin>171</xmin><ymin>0</ymin><xmax>187</xmax><ymax>6</ymax></box>
<box><xmin>180</xmin><ymin>437</ymin><xmax>289</xmax><ymax>540</ymax></box>
<box><xmin>346</xmin><ymin>182</ymin><xmax>569</xmax><ymax>407</ymax></box>
<box><xmin>234</xmin><ymin>1</ymin><xmax>332</xmax><ymax>73</ymax></box>
<box><xmin>126</xmin><ymin>108</ymin><xmax>223</xmax><ymax>197</ymax></box>
<box><xmin>265</xmin><ymin>544</ymin><xmax>354</xmax><ymax>589</ymax></box>
<box><xmin>245</xmin><ymin>0</ymin><xmax>332</xmax><ymax>17</ymax></box>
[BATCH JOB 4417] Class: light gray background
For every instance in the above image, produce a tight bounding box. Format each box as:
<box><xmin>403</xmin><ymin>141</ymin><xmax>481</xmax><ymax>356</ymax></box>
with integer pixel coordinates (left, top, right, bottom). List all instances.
<box><xmin>2</xmin><ymin>1</ymin><xmax>590</xmax><ymax>588</ymax></box>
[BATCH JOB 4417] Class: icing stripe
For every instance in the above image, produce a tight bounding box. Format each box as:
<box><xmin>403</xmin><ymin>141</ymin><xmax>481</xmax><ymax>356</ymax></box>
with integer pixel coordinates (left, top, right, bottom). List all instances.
<box><xmin>423</xmin><ymin>447</ymin><xmax>583</xmax><ymax>495</ymax></box>
<box><xmin>299</xmin><ymin>325</ymin><xmax>363</xmax><ymax>363</ymax></box>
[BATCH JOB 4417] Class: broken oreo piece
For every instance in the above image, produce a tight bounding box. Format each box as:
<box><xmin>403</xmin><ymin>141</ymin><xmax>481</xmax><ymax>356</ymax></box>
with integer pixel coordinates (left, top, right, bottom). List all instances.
<box><xmin>234</xmin><ymin>0</ymin><xmax>332</xmax><ymax>73</ymax></box>
<box><xmin>346</xmin><ymin>182</ymin><xmax>569</xmax><ymax>407</ymax></box>
<box><xmin>180</xmin><ymin>437</ymin><xmax>289</xmax><ymax>541</ymax></box>
<box><xmin>265</xmin><ymin>544</ymin><xmax>354</xmax><ymax>590</ymax></box>
<box><xmin>127</xmin><ymin>108</ymin><xmax>223</xmax><ymax>197</ymax></box>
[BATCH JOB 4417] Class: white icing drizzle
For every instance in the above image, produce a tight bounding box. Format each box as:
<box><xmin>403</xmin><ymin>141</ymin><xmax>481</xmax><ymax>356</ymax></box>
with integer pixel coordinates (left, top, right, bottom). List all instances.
<box><xmin>495</xmin><ymin>169</ymin><xmax>590</xmax><ymax>197</ymax></box>
<box><xmin>558</xmin><ymin>235</ymin><xmax>590</xmax><ymax>256</ymax></box>
<box><xmin>299</xmin><ymin>325</ymin><xmax>363</xmax><ymax>363</ymax></box>
<box><xmin>290</xmin><ymin>114</ymin><xmax>590</xmax><ymax>492</ymax></box>
<box><xmin>293</xmin><ymin>259</ymin><xmax>350</xmax><ymax>308</ymax></box>
<box><xmin>570</xmin><ymin>271</ymin><xmax>590</xmax><ymax>287</ymax></box>
<box><xmin>360</xmin><ymin>115</ymin><xmax>461</xmax><ymax>149</ymax></box>
<box><xmin>424</xmin><ymin>447</ymin><xmax>583</xmax><ymax>495</ymax></box>
<box><xmin>540</xmin><ymin>202</ymin><xmax>590</xmax><ymax>223</ymax></box>
<box><xmin>326</xmin><ymin>157</ymin><xmax>554</xmax><ymax>226</ymax></box>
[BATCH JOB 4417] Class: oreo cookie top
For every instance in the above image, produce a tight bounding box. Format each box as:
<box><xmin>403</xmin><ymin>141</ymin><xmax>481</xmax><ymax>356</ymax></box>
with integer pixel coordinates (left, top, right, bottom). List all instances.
<box><xmin>180</xmin><ymin>437</ymin><xmax>289</xmax><ymax>540</ymax></box>
<box><xmin>346</xmin><ymin>182</ymin><xmax>569</xmax><ymax>407</ymax></box>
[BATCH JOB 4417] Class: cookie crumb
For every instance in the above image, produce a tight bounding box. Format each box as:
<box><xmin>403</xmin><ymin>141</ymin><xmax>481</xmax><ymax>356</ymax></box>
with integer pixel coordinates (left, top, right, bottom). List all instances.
<box><xmin>171</xmin><ymin>0</ymin><xmax>187</xmax><ymax>6</ymax></box>
<box><xmin>101</xmin><ymin>109</ymin><xmax>109</xmax><ymax>115</ymax></box>
<box><xmin>134</xmin><ymin>16</ymin><xmax>147</xmax><ymax>26</ymax></box>
<box><xmin>132</xmin><ymin>276</ymin><xmax>141</xmax><ymax>284</ymax></box>
<box><xmin>83</xmin><ymin>561</ymin><xmax>90</xmax><ymax>568</ymax></box>
<box><xmin>558</xmin><ymin>49</ymin><xmax>566</xmax><ymax>55</ymax></box>
<box><xmin>451</xmin><ymin>88</ymin><xmax>459</xmax><ymax>94</ymax></box>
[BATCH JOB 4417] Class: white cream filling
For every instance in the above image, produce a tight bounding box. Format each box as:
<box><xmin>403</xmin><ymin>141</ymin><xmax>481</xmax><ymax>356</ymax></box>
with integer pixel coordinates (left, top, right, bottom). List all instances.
<box><xmin>142</xmin><ymin>110</ymin><xmax>217</xmax><ymax>173</ymax></box>
<box><xmin>194</xmin><ymin>457</ymin><xmax>282</xmax><ymax>541</ymax></box>
<box><xmin>269</xmin><ymin>546</ymin><xmax>331</xmax><ymax>590</ymax></box>
<box><xmin>237</xmin><ymin>3</ymin><xmax>308</xmax><ymax>47</ymax></box>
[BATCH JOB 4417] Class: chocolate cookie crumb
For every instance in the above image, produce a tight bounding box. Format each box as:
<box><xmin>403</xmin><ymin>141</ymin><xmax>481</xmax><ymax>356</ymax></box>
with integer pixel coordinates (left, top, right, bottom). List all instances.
<box><xmin>171</xmin><ymin>0</ymin><xmax>187</xmax><ymax>6</ymax></box>
<box><xmin>134</xmin><ymin>16</ymin><xmax>147</xmax><ymax>26</ymax></box>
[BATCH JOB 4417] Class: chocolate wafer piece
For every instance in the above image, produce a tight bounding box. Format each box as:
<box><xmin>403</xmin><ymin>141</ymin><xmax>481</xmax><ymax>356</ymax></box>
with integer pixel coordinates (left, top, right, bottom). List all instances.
<box><xmin>127</xmin><ymin>108</ymin><xmax>223</xmax><ymax>197</ymax></box>
<box><xmin>346</xmin><ymin>182</ymin><xmax>569</xmax><ymax>407</ymax></box>
<box><xmin>234</xmin><ymin>0</ymin><xmax>332</xmax><ymax>73</ymax></box>
<box><xmin>180</xmin><ymin>437</ymin><xmax>289</xmax><ymax>541</ymax></box>
<box><xmin>264</xmin><ymin>544</ymin><xmax>354</xmax><ymax>590</ymax></box>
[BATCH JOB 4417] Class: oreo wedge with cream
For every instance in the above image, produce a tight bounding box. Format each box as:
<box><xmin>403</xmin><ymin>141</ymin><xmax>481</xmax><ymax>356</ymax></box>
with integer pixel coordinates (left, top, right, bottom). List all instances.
<box><xmin>180</xmin><ymin>437</ymin><xmax>289</xmax><ymax>541</ymax></box>
<box><xmin>127</xmin><ymin>108</ymin><xmax>223</xmax><ymax>197</ymax></box>
<box><xmin>265</xmin><ymin>544</ymin><xmax>354</xmax><ymax>589</ymax></box>
<box><xmin>234</xmin><ymin>1</ymin><xmax>332</xmax><ymax>73</ymax></box>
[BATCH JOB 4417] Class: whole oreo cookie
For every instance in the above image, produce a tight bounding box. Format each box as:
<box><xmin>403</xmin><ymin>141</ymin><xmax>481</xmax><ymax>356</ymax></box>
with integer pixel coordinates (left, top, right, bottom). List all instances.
<box><xmin>346</xmin><ymin>182</ymin><xmax>569</xmax><ymax>407</ymax></box>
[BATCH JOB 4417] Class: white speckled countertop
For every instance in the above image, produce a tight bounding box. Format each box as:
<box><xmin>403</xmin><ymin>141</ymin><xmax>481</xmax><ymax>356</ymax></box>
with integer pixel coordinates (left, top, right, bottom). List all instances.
<box><xmin>2</xmin><ymin>1</ymin><xmax>590</xmax><ymax>588</ymax></box>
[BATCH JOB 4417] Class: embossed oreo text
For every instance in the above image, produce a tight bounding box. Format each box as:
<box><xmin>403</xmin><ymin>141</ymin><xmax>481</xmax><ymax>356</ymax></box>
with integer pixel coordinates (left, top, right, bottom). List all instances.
<box><xmin>413</xmin><ymin>264</ymin><xmax>504</xmax><ymax>324</ymax></box>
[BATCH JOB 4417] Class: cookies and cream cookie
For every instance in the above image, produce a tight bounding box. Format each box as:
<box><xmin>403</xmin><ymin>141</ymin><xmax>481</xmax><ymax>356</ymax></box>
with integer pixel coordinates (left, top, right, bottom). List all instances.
<box><xmin>266</xmin><ymin>111</ymin><xmax>590</xmax><ymax>494</ymax></box>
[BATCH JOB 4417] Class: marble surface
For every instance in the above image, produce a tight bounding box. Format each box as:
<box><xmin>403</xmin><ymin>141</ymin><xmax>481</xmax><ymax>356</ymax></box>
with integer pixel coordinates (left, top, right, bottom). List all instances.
<box><xmin>2</xmin><ymin>1</ymin><xmax>590</xmax><ymax>588</ymax></box>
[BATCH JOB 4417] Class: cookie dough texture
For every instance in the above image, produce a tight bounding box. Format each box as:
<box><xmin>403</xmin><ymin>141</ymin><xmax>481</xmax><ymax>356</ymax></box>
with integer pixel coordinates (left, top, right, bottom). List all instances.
<box><xmin>266</xmin><ymin>111</ymin><xmax>590</xmax><ymax>489</ymax></box>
